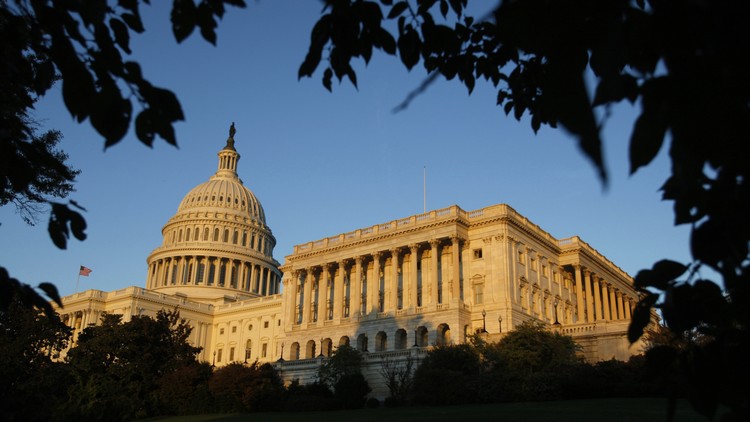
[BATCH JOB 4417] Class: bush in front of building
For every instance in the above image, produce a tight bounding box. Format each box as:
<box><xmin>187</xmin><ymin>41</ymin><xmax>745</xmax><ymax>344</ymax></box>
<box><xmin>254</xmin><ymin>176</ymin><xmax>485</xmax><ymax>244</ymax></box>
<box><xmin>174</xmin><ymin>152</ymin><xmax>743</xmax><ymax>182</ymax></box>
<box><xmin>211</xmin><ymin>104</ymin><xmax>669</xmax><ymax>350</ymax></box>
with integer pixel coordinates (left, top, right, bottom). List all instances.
<box><xmin>208</xmin><ymin>361</ymin><xmax>284</xmax><ymax>412</ymax></box>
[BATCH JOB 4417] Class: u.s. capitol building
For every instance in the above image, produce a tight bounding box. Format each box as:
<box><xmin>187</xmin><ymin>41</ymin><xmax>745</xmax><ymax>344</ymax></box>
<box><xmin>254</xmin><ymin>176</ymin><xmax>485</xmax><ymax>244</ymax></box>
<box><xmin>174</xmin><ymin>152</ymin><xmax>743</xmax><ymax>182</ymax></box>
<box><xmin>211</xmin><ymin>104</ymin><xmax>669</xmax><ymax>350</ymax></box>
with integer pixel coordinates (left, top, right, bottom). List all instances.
<box><xmin>57</xmin><ymin>127</ymin><xmax>646</xmax><ymax>395</ymax></box>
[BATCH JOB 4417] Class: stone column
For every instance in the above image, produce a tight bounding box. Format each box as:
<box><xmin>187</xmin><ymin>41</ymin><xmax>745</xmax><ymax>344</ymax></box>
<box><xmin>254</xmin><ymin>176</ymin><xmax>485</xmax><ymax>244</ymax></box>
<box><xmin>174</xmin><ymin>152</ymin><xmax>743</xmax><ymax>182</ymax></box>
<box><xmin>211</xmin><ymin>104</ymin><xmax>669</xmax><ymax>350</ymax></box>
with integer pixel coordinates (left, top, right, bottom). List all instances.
<box><xmin>574</xmin><ymin>265</ymin><xmax>585</xmax><ymax>322</ymax></box>
<box><xmin>302</xmin><ymin>269</ymin><xmax>313</xmax><ymax>324</ymax></box>
<box><xmin>610</xmin><ymin>288</ymin><xmax>619</xmax><ymax>319</ymax></box>
<box><xmin>213</xmin><ymin>258</ymin><xmax>221</xmax><ymax>286</ymax></box>
<box><xmin>409</xmin><ymin>244</ymin><xmax>419</xmax><ymax>309</ymax></box>
<box><xmin>320</xmin><ymin>264</ymin><xmax>330</xmax><ymax>320</ymax></box>
<box><xmin>624</xmin><ymin>298</ymin><xmax>633</xmax><ymax>319</ymax></box>
<box><xmin>429</xmin><ymin>239</ymin><xmax>440</xmax><ymax>306</ymax></box>
<box><xmin>592</xmin><ymin>274</ymin><xmax>603</xmax><ymax>321</ymax></box>
<box><xmin>353</xmin><ymin>256</ymin><xmax>363</xmax><ymax>316</ymax></box>
<box><xmin>370</xmin><ymin>252</ymin><xmax>381</xmax><ymax>315</ymax></box>
<box><xmin>265</xmin><ymin>266</ymin><xmax>272</xmax><ymax>295</ymax></box>
<box><xmin>390</xmin><ymin>248</ymin><xmax>400</xmax><ymax>311</ymax></box>
<box><xmin>450</xmin><ymin>236</ymin><xmax>461</xmax><ymax>302</ymax></box>
<box><xmin>601</xmin><ymin>281</ymin><xmax>612</xmax><ymax>321</ymax></box>
<box><xmin>334</xmin><ymin>261</ymin><xmax>346</xmax><ymax>319</ymax></box>
<box><xmin>584</xmin><ymin>269</ymin><xmax>594</xmax><ymax>323</ymax></box>
<box><xmin>616</xmin><ymin>291</ymin><xmax>625</xmax><ymax>319</ymax></box>
<box><xmin>286</xmin><ymin>275</ymin><xmax>298</xmax><ymax>325</ymax></box>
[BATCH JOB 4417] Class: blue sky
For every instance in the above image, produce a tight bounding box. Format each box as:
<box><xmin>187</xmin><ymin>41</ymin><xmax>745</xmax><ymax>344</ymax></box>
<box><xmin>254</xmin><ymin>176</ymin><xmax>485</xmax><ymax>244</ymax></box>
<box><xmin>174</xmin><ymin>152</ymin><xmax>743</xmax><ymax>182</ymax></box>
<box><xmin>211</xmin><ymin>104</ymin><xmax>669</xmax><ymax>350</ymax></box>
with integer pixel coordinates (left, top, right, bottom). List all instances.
<box><xmin>0</xmin><ymin>1</ymin><xmax>690</xmax><ymax>298</ymax></box>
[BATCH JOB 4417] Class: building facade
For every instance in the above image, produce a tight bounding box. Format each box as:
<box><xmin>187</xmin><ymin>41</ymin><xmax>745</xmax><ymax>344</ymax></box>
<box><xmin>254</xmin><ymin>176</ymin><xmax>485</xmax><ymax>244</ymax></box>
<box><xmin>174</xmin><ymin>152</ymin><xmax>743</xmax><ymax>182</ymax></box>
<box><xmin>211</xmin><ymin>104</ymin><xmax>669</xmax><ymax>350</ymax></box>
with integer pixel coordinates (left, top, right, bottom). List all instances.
<box><xmin>55</xmin><ymin>127</ymin><xmax>646</xmax><ymax>395</ymax></box>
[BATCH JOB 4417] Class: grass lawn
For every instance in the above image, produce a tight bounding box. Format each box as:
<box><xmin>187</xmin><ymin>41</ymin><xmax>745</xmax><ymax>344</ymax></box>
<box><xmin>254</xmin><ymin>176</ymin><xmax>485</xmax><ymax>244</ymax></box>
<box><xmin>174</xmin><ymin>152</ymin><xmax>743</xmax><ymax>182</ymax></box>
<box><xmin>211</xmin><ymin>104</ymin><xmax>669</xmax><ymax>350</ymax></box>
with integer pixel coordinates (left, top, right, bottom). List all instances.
<box><xmin>142</xmin><ymin>397</ymin><xmax>708</xmax><ymax>422</ymax></box>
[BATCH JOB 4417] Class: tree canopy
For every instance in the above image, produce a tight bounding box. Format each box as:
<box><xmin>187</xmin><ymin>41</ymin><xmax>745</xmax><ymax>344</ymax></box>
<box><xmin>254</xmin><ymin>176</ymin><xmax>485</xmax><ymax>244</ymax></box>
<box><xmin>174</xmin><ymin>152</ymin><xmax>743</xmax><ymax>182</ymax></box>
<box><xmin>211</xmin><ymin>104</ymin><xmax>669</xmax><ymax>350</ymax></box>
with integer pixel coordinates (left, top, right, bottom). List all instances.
<box><xmin>64</xmin><ymin>309</ymin><xmax>201</xmax><ymax>421</ymax></box>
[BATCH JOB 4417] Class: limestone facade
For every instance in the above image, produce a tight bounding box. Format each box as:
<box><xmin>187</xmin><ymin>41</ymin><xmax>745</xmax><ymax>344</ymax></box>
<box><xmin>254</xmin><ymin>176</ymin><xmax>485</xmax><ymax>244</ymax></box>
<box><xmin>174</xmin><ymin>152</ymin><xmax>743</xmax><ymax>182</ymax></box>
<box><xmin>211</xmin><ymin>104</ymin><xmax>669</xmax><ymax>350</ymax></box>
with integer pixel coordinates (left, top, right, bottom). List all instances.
<box><xmin>54</xmin><ymin>126</ymin><xmax>647</xmax><ymax>395</ymax></box>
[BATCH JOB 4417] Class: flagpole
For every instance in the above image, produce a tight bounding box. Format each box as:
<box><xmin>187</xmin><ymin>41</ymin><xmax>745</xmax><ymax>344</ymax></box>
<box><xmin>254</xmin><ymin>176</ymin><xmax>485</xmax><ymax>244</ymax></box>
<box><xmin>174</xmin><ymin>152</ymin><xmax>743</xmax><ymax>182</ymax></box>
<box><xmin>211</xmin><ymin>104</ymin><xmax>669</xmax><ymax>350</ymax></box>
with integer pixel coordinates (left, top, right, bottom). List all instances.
<box><xmin>76</xmin><ymin>268</ymin><xmax>81</xmax><ymax>293</ymax></box>
<box><xmin>423</xmin><ymin>165</ymin><xmax>426</xmax><ymax>213</ymax></box>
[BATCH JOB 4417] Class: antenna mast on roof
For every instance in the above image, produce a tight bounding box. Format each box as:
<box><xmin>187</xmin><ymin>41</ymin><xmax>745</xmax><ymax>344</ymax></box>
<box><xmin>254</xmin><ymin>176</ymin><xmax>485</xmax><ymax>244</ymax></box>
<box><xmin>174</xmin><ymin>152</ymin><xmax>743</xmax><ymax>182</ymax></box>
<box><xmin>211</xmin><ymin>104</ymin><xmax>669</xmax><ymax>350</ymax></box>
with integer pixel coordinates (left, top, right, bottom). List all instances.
<box><xmin>423</xmin><ymin>165</ymin><xmax>426</xmax><ymax>213</ymax></box>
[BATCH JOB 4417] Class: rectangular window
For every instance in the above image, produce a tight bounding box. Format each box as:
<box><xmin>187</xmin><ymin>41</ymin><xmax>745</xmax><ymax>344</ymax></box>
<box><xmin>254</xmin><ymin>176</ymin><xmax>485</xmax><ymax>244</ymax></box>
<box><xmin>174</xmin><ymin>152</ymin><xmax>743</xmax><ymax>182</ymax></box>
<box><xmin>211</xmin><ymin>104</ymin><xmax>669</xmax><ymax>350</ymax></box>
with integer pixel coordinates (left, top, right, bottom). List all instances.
<box><xmin>219</xmin><ymin>328</ymin><xmax>224</xmax><ymax>335</ymax></box>
<box><xmin>217</xmin><ymin>348</ymin><xmax>223</xmax><ymax>362</ymax></box>
<box><xmin>261</xmin><ymin>343</ymin><xmax>268</xmax><ymax>358</ymax></box>
<box><xmin>474</xmin><ymin>284</ymin><xmax>484</xmax><ymax>305</ymax></box>
<box><xmin>518</xmin><ymin>250</ymin><xmax>525</xmax><ymax>264</ymax></box>
<box><xmin>231</xmin><ymin>326</ymin><xmax>237</xmax><ymax>333</ymax></box>
<box><xmin>229</xmin><ymin>347</ymin><xmax>235</xmax><ymax>361</ymax></box>
<box><xmin>264</xmin><ymin>321</ymin><xmax>269</xmax><ymax>328</ymax></box>
<box><xmin>473</xmin><ymin>248</ymin><xmax>483</xmax><ymax>259</ymax></box>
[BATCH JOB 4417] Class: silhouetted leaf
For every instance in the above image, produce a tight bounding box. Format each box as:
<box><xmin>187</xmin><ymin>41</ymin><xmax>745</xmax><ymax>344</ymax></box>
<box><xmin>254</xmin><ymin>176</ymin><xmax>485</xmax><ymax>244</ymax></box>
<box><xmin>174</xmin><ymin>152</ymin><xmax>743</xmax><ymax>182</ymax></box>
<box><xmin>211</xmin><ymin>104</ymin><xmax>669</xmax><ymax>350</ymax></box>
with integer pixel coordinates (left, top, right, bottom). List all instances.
<box><xmin>323</xmin><ymin>68</ymin><xmax>333</xmax><ymax>92</ymax></box>
<box><xmin>109</xmin><ymin>18</ymin><xmax>131</xmax><ymax>54</ymax></box>
<box><xmin>38</xmin><ymin>282</ymin><xmax>63</xmax><ymax>308</ymax></box>
<box><xmin>628</xmin><ymin>292</ymin><xmax>657</xmax><ymax>343</ymax></box>
<box><xmin>171</xmin><ymin>0</ymin><xmax>197</xmax><ymax>43</ymax></box>
<box><xmin>398</xmin><ymin>26</ymin><xmax>421</xmax><ymax>70</ymax></box>
<box><xmin>374</xmin><ymin>27</ymin><xmax>396</xmax><ymax>54</ymax></box>
<box><xmin>121</xmin><ymin>12</ymin><xmax>145</xmax><ymax>33</ymax></box>
<box><xmin>135</xmin><ymin>109</ymin><xmax>156</xmax><ymax>146</ymax></box>
<box><xmin>388</xmin><ymin>2</ymin><xmax>409</xmax><ymax>19</ymax></box>
<box><xmin>196</xmin><ymin>2</ymin><xmax>218</xmax><ymax>45</ymax></box>
<box><xmin>630</xmin><ymin>111</ymin><xmax>666</xmax><ymax>174</ymax></box>
<box><xmin>48</xmin><ymin>202</ymin><xmax>87</xmax><ymax>250</ymax></box>
<box><xmin>90</xmin><ymin>86</ymin><xmax>133</xmax><ymax>147</ymax></box>
<box><xmin>635</xmin><ymin>259</ymin><xmax>688</xmax><ymax>289</ymax></box>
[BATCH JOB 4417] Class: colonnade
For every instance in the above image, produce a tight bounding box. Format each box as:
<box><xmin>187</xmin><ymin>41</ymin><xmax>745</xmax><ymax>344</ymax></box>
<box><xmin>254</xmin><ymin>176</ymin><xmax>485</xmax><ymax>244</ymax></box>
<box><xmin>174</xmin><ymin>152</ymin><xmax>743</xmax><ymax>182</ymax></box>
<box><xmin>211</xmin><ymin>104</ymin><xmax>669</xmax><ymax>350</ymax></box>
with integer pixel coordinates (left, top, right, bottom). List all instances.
<box><xmin>570</xmin><ymin>265</ymin><xmax>635</xmax><ymax>323</ymax></box>
<box><xmin>148</xmin><ymin>255</ymin><xmax>280</xmax><ymax>295</ymax></box>
<box><xmin>284</xmin><ymin>236</ymin><xmax>463</xmax><ymax>326</ymax></box>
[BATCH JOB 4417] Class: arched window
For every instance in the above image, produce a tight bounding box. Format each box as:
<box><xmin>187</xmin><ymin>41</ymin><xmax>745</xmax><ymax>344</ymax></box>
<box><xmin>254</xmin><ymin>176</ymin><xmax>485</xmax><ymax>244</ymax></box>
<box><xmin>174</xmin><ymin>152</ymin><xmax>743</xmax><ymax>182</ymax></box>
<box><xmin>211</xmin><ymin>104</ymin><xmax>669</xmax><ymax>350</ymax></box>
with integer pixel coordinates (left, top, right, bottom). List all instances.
<box><xmin>321</xmin><ymin>338</ymin><xmax>333</xmax><ymax>357</ymax></box>
<box><xmin>357</xmin><ymin>333</ymin><xmax>368</xmax><ymax>352</ymax></box>
<box><xmin>185</xmin><ymin>228</ymin><xmax>190</xmax><ymax>242</ymax></box>
<box><xmin>339</xmin><ymin>336</ymin><xmax>350</xmax><ymax>347</ymax></box>
<box><xmin>223</xmin><ymin>229</ymin><xmax>229</xmax><ymax>243</ymax></box>
<box><xmin>204</xmin><ymin>227</ymin><xmax>209</xmax><ymax>241</ymax></box>
<box><xmin>395</xmin><ymin>329</ymin><xmax>407</xmax><ymax>350</ymax></box>
<box><xmin>437</xmin><ymin>323</ymin><xmax>451</xmax><ymax>346</ymax></box>
<box><xmin>245</xmin><ymin>340</ymin><xmax>252</xmax><ymax>361</ymax></box>
<box><xmin>290</xmin><ymin>342</ymin><xmax>300</xmax><ymax>360</ymax></box>
<box><xmin>232</xmin><ymin>231</ymin><xmax>238</xmax><ymax>244</ymax></box>
<box><xmin>242</xmin><ymin>231</ymin><xmax>247</xmax><ymax>246</ymax></box>
<box><xmin>178</xmin><ymin>229</ymin><xmax>183</xmax><ymax>242</ymax></box>
<box><xmin>305</xmin><ymin>340</ymin><xmax>316</xmax><ymax>359</ymax></box>
<box><xmin>213</xmin><ymin>228</ymin><xmax>219</xmax><ymax>241</ymax></box>
<box><xmin>193</xmin><ymin>228</ymin><xmax>199</xmax><ymax>241</ymax></box>
<box><xmin>416</xmin><ymin>326</ymin><xmax>428</xmax><ymax>347</ymax></box>
<box><xmin>375</xmin><ymin>331</ymin><xmax>387</xmax><ymax>352</ymax></box>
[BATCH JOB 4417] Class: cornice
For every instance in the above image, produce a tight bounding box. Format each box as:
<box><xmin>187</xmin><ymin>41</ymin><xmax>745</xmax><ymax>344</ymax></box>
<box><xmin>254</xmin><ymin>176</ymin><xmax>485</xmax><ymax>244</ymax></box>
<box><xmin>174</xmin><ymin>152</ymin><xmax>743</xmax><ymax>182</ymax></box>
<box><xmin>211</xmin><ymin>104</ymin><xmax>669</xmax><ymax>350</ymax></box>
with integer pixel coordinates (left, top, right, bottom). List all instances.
<box><xmin>286</xmin><ymin>217</ymin><xmax>467</xmax><ymax>262</ymax></box>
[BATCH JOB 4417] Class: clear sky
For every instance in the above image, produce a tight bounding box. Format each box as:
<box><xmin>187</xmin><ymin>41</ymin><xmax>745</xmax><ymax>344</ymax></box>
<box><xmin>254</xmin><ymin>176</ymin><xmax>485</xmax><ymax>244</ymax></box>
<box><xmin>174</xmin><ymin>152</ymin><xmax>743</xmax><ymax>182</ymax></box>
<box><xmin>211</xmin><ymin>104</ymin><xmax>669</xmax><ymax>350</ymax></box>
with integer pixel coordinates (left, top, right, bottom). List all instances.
<box><xmin>0</xmin><ymin>1</ymin><xmax>690</xmax><ymax>298</ymax></box>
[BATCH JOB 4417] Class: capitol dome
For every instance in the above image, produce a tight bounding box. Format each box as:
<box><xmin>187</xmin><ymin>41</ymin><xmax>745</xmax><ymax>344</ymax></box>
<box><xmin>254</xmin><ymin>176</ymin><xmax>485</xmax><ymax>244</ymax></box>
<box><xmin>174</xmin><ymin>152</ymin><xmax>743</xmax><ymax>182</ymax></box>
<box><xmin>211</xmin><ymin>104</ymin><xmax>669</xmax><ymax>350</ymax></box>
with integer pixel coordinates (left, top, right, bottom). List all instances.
<box><xmin>145</xmin><ymin>124</ymin><xmax>281</xmax><ymax>303</ymax></box>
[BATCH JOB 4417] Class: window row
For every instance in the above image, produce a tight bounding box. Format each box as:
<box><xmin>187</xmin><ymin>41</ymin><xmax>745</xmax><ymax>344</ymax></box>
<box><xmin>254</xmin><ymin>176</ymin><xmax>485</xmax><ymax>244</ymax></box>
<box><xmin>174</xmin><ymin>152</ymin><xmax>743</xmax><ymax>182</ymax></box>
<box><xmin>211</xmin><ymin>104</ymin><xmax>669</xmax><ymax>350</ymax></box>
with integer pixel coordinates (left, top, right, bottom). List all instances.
<box><xmin>214</xmin><ymin>339</ymin><xmax>269</xmax><ymax>364</ymax></box>
<box><xmin>168</xmin><ymin>226</ymin><xmax>272</xmax><ymax>254</ymax></box>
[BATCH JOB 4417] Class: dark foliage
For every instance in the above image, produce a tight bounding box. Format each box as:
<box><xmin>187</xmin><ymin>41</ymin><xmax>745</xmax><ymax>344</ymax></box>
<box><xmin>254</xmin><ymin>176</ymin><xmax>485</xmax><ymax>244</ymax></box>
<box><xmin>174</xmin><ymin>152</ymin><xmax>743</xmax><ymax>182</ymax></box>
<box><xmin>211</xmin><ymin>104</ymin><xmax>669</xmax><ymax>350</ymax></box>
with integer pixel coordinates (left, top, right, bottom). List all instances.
<box><xmin>0</xmin><ymin>298</ymin><xmax>72</xmax><ymax>422</ymax></box>
<box><xmin>208</xmin><ymin>361</ymin><xmax>285</xmax><ymax>412</ymax></box>
<box><xmin>156</xmin><ymin>362</ymin><xmax>214</xmax><ymax>415</ymax></box>
<box><xmin>411</xmin><ymin>343</ymin><xmax>482</xmax><ymax>405</ymax></box>
<box><xmin>62</xmin><ymin>309</ymin><xmax>201</xmax><ymax>421</ymax></box>
<box><xmin>334</xmin><ymin>373</ymin><xmax>371</xmax><ymax>409</ymax></box>
<box><xmin>411</xmin><ymin>323</ymin><xmax>657</xmax><ymax>405</ymax></box>
<box><xmin>283</xmin><ymin>380</ymin><xmax>339</xmax><ymax>412</ymax></box>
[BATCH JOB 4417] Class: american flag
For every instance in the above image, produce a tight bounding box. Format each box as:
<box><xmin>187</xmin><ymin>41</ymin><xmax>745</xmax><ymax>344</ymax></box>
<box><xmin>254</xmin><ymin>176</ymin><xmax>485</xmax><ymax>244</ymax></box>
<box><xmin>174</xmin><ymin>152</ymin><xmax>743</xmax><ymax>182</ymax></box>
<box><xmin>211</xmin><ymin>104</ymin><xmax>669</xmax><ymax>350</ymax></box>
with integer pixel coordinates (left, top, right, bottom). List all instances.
<box><xmin>79</xmin><ymin>266</ymin><xmax>92</xmax><ymax>277</ymax></box>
